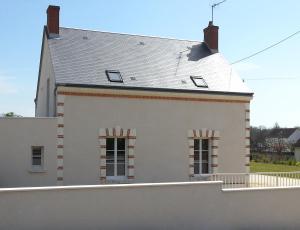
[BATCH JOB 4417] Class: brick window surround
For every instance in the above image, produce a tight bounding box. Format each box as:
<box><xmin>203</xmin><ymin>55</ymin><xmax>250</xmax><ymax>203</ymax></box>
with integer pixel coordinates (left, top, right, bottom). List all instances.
<box><xmin>98</xmin><ymin>126</ymin><xmax>136</xmax><ymax>184</ymax></box>
<box><xmin>188</xmin><ymin>129</ymin><xmax>220</xmax><ymax>177</ymax></box>
<box><xmin>245</xmin><ymin>103</ymin><xmax>250</xmax><ymax>172</ymax></box>
<box><xmin>56</xmin><ymin>94</ymin><xmax>65</xmax><ymax>185</ymax></box>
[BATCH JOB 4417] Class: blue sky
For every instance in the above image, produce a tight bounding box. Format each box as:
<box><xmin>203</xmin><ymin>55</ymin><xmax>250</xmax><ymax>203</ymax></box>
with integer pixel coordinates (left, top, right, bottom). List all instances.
<box><xmin>0</xmin><ymin>0</ymin><xmax>299</xmax><ymax>127</ymax></box>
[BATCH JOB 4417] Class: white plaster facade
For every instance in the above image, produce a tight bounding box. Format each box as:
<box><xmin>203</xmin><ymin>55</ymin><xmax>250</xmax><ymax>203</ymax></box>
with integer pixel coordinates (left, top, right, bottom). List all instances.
<box><xmin>0</xmin><ymin>118</ymin><xmax>57</xmax><ymax>187</ymax></box>
<box><xmin>0</xmin><ymin>86</ymin><xmax>252</xmax><ymax>187</ymax></box>
<box><xmin>35</xmin><ymin>32</ymin><xmax>56</xmax><ymax>117</ymax></box>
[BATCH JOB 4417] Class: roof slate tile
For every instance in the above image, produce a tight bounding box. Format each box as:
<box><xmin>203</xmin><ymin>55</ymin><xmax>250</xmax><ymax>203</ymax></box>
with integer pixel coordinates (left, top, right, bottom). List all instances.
<box><xmin>48</xmin><ymin>27</ymin><xmax>252</xmax><ymax>95</ymax></box>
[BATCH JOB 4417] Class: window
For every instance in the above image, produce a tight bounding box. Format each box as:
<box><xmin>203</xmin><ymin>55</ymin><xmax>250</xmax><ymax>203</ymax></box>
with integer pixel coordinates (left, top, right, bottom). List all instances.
<box><xmin>106</xmin><ymin>138</ymin><xmax>127</xmax><ymax>178</ymax></box>
<box><xmin>106</xmin><ymin>70</ymin><xmax>123</xmax><ymax>83</ymax></box>
<box><xmin>31</xmin><ymin>146</ymin><xmax>44</xmax><ymax>169</ymax></box>
<box><xmin>194</xmin><ymin>139</ymin><xmax>210</xmax><ymax>174</ymax></box>
<box><xmin>190</xmin><ymin>76</ymin><xmax>208</xmax><ymax>88</ymax></box>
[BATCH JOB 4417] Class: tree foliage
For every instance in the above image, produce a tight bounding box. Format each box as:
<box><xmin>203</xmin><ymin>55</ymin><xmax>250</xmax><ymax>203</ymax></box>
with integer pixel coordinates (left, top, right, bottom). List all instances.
<box><xmin>250</xmin><ymin>126</ymin><xmax>269</xmax><ymax>152</ymax></box>
<box><xmin>1</xmin><ymin>112</ymin><xmax>22</xmax><ymax>117</ymax></box>
<box><xmin>251</xmin><ymin>123</ymin><xmax>295</xmax><ymax>154</ymax></box>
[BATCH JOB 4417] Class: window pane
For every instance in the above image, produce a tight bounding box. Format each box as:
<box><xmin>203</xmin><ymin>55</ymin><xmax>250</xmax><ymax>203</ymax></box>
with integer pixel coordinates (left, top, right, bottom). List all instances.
<box><xmin>117</xmin><ymin>163</ymin><xmax>125</xmax><ymax>176</ymax></box>
<box><xmin>109</xmin><ymin>72</ymin><xmax>121</xmax><ymax>81</ymax></box>
<box><xmin>32</xmin><ymin>147</ymin><xmax>42</xmax><ymax>166</ymax></box>
<box><xmin>194</xmin><ymin>163</ymin><xmax>199</xmax><ymax>174</ymax></box>
<box><xmin>32</xmin><ymin>152</ymin><xmax>41</xmax><ymax>157</ymax></box>
<box><xmin>202</xmin><ymin>139</ymin><xmax>209</xmax><ymax>150</ymax></box>
<box><xmin>117</xmin><ymin>138</ymin><xmax>125</xmax><ymax>150</ymax></box>
<box><xmin>106</xmin><ymin>150</ymin><xmax>114</xmax><ymax>163</ymax></box>
<box><xmin>32</xmin><ymin>148</ymin><xmax>42</xmax><ymax>155</ymax></box>
<box><xmin>105</xmin><ymin>137</ymin><xmax>127</xmax><ymax>177</ymax></box>
<box><xmin>32</xmin><ymin>157</ymin><xmax>41</xmax><ymax>166</ymax></box>
<box><xmin>106</xmin><ymin>163</ymin><xmax>114</xmax><ymax>176</ymax></box>
<box><xmin>202</xmin><ymin>163</ymin><xmax>209</xmax><ymax>174</ymax></box>
<box><xmin>191</xmin><ymin>76</ymin><xmax>208</xmax><ymax>88</ymax></box>
<box><xmin>194</xmin><ymin>139</ymin><xmax>199</xmax><ymax>150</ymax></box>
<box><xmin>107</xmin><ymin>71</ymin><xmax>123</xmax><ymax>82</ymax></box>
<box><xmin>106</xmin><ymin>138</ymin><xmax>114</xmax><ymax>150</ymax></box>
<box><xmin>202</xmin><ymin>151</ymin><xmax>209</xmax><ymax>162</ymax></box>
<box><xmin>117</xmin><ymin>150</ymin><xmax>125</xmax><ymax>162</ymax></box>
<box><xmin>194</xmin><ymin>151</ymin><xmax>199</xmax><ymax>161</ymax></box>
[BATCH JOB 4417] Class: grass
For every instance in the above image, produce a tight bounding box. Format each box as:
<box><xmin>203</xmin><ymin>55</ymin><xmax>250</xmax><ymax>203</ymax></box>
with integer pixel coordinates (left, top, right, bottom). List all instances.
<box><xmin>250</xmin><ymin>162</ymin><xmax>300</xmax><ymax>172</ymax></box>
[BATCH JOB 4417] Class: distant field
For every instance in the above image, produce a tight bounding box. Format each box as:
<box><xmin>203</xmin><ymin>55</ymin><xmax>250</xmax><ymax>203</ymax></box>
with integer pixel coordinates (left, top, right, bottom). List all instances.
<box><xmin>250</xmin><ymin>162</ymin><xmax>300</xmax><ymax>172</ymax></box>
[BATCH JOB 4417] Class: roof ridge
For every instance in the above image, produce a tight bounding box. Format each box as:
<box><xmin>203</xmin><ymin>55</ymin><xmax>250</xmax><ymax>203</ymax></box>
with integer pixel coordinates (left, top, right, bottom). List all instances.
<box><xmin>59</xmin><ymin>27</ymin><xmax>202</xmax><ymax>43</ymax></box>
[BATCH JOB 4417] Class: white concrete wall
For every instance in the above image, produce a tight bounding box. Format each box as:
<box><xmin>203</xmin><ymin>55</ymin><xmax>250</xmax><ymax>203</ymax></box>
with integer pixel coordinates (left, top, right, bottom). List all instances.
<box><xmin>62</xmin><ymin>90</ymin><xmax>248</xmax><ymax>185</ymax></box>
<box><xmin>295</xmin><ymin>147</ymin><xmax>300</xmax><ymax>161</ymax></box>
<box><xmin>35</xmin><ymin>33</ymin><xmax>56</xmax><ymax>117</ymax></box>
<box><xmin>0</xmin><ymin>118</ymin><xmax>57</xmax><ymax>187</ymax></box>
<box><xmin>0</xmin><ymin>182</ymin><xmax>300</xmax><ymax>229</ymax></box>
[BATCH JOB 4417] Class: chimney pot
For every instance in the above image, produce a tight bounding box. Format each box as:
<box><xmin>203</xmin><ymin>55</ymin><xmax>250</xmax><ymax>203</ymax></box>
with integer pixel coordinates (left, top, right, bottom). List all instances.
<box><xmin>47</xmin><ymin>5</ymin><xmax>60</xmax><ymax>38</ymax></box>
<box><xmin>203</xmin><ymin>21</ymin><xmax>219</xmax><ymax>53</ymax></box>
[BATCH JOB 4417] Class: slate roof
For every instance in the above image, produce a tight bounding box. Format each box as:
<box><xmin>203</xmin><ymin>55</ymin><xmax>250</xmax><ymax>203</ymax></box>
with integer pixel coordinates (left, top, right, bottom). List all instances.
<box><xmin>294</xmin><ymin>139</ymin><xmax>300</xmax><ymax>147</ymax></box>
<box><xmin>268</xmin><ymin>128</ymin><xmax>298</xmax><ymax>138</ymax></box>
<box><xmin>47</xmin><ymin>27</ymin><xmax>253</xmax><ymax>95</ymax></box>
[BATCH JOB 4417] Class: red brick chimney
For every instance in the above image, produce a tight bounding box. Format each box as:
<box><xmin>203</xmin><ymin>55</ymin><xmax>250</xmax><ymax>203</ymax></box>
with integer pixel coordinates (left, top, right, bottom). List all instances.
<box><xmin>46</xmin><ymin>5</ymin><xmax>60</xmax><ymax>38</ymax></box>
<box><xmin>203</xmin><ymin>21</ymin><xmax>219</xmax><ymax>53</ymax></box>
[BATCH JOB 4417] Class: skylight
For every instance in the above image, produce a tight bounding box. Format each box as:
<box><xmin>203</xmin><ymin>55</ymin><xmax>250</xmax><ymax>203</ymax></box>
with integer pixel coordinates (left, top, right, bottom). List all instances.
<box><xmin>190</xmin><ymin>76</ymin><xmax>208</xmax><ymax>88</ymax></box>
<box><xmin>106</xmin><ymin>70</ymin><xmax>123</xmax><ymax>83</ymax></box>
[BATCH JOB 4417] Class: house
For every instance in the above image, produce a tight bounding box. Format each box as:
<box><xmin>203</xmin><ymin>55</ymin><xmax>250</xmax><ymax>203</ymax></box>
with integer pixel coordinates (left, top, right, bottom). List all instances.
<box><xmin>265</xmin><ymin>128</ymin><xmax>300</xmax><ymax>153</ymax></box>
<box><xmin>293</xmin><ymin>139</ymin><xmax>300</xmax><ymax>161</ymax></box>
<box><xmin>0</xmin><ymin>5</ymin><xmax>253</xmax><ymax>187</ymax></box>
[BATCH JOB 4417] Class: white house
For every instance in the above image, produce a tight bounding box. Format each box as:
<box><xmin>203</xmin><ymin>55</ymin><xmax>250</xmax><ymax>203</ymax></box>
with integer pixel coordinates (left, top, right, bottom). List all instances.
<box><xmin>294</xmin><ymin>139</ymin><xmax>300</xmax><ymax>161</ymax></box>
<box><xmin>3</xmin><ymin>6</ymin><xmax>300</xmax><ymax>230</ymax></box>
<box><xmin>266</xmin><ymin>128</ymin><xmax>300</xmax><ymax>153</ymax></box>
<box><xmin>0</xmin><ymin>5</ymin><xmax>253</xmax><ymax>187</ymax></box>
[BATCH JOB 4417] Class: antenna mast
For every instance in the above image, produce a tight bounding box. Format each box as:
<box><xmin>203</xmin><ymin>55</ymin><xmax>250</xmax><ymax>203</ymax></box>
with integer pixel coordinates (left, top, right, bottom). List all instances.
<box><xmin>211</xmin><ymin>0</ymin><xmax>226</xmax><ymax>23</ymax></box>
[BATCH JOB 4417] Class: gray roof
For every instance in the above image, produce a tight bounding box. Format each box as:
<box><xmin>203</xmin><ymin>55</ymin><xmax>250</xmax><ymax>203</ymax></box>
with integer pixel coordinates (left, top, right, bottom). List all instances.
<box><xmin>47</xmin><ymin>27</ymin><xmax>252</xmax><ymax>95</ymax></box>
<box><xmin>268</xmin><ymin>128</ymin><xmax>298</xmax><ymax>138</ymax></box>
<box><xmin>295</xmin><ymin>139</ymin><xmax>300</xmax><ymax>148</ymax></box>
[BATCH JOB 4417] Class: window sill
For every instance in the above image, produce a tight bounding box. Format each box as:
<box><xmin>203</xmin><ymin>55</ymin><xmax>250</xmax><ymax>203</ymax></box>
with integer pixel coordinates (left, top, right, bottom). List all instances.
<box><xmin>28</xmin><ymin>168</ymin><xmax>47</xmax><ymax>173</ymax></box>
<box><xmin>191</xmin><ymin>174</ymin><xmax>211</xmax><ymax>181</ymax></box>
<box><xmin>106</xmin><ymin>176</ymin><xmax>130</xmax><ymax>184</ymax></box>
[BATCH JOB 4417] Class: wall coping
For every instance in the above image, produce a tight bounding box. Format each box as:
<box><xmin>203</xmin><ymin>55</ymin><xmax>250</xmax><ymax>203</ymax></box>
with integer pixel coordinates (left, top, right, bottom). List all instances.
<box><xmin>222</xmin><ymin>185</ymin><xmax>300</xmax><ymax>192</ymax></box>
<box><xmin>2</xmin><ymin>181</ymin><xmax>300</xmax><ymax>193</ymax></box>
<box><xmin>0</xmin><ymin>181</ymin><xmax>223</xmax><ymax>193</ymax></box>
<box><xmin>0</xmin><ymin>117</ymin><xmax>57</xmax><ymax>120</ymax></box>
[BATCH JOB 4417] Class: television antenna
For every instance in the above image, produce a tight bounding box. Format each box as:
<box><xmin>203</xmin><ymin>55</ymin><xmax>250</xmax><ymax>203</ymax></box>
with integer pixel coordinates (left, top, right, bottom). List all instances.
<box><xmin>211</xmin><ymin>0</ymin><xmax>226</xmax><ymax>23</ymax></box>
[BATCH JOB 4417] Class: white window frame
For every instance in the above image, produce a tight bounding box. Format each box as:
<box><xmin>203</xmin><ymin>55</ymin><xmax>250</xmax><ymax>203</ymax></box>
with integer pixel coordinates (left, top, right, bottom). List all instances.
<box><xmin>106</xmin><ymin>138</ymin><xmax>128</xmax><ymax>180</ymax></box>
<box><xmin>30</xmin><ymin>146</ymin><xmax>45</xmax><ymax>172</ymax></box>
<box><xmin>190</xmin><ymin>76</ymin><xmax>208</xmax><ymax>88</ymax></box>
<box><xmin>105</xmin><ymin>70</ymin><xmax>123</xmax><ymax>83</ymax></box>
<box><xmin>194</xmin><ymin>139</ymin><xmax>211</xmax><ymax>175</ymax></box>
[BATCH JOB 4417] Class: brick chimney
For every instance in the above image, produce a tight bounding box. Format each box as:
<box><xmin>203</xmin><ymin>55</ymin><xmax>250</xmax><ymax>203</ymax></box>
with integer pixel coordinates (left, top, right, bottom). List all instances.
<box><xmin>203</xmin><ymin>21</ymin><xmax>219</xmax><ymax>53</ymax></box>
<box><xmin>46</xmin><ymin>5</ymin><xmax>60</xmax><ymax>38</ymax></box>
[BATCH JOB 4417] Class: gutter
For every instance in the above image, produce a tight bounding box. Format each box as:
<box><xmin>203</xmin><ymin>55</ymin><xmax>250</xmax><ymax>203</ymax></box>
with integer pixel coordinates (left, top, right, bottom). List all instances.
<box><xmin>56</xmin><ymin>83</ymin><xmax>254</xmax><ymax>97</ymax></box>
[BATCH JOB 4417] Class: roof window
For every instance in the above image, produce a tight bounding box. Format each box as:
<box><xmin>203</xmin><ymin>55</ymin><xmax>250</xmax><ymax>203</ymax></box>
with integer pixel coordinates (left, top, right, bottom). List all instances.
<box><xmin>190</xmin><ymin>76</ymin><xmax>208</xmax><ymax>88</ymax></box>
<box><xmin>106</xmin><ymin>70</ymin><xmax>123</xmax><ymax>83</ymax></box>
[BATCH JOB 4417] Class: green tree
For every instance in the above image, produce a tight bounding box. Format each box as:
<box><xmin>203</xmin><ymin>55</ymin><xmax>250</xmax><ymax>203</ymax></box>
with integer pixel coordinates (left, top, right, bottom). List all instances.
<box><xmin>2</xmin><ymin>112</ymin><xmax>22</xmax><ymax>117</ymax></box>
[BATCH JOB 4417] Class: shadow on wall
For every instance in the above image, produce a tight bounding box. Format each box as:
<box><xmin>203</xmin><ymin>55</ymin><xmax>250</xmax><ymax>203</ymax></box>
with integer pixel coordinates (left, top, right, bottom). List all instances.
<box><xmin>186</xmin><ymin>43</ymin><xmax>211</xmax><ymax>61</ymax></box>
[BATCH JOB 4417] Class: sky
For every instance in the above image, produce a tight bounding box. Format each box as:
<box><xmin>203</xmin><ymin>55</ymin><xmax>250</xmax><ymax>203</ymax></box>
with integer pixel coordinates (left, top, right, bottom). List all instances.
<box><xmin>0</xmin><ymin>0</ymin><xmax>299</xmax><ymax>128</ymax></box>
